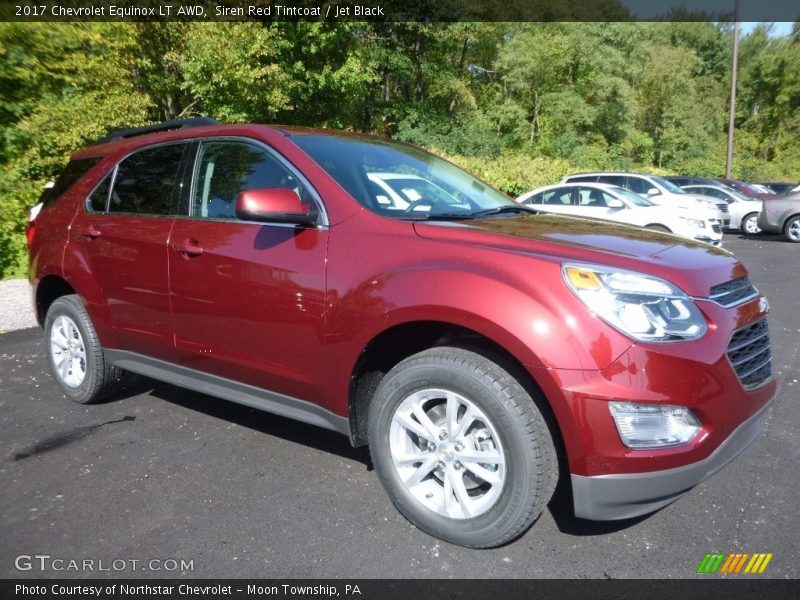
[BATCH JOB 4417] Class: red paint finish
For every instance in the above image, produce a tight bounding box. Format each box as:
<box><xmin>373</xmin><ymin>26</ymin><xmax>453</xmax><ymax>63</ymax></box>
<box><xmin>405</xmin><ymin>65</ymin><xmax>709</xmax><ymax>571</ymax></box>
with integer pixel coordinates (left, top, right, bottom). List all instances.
<box><xmin>68</xmin><ymin>211</ymin><xmax>175</xmax><ymax>359</ymax></box>
<box><xmin>168</xmin><ymin>218</ymin><xmax>327</xmax><ymax>404</ymax></box>
<box><xmin>30</xmin><ymin>123</ymin><xmax>776</xmax><ymax>485</ymax></box>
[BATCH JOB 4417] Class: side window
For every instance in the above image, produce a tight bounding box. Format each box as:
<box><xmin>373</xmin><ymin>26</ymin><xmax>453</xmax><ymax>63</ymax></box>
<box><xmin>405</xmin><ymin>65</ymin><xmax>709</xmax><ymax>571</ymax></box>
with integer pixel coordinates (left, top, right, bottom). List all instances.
<box><xmin>626</xmin><ymin>176</ymin><xmax>651</xmax><ymax>195</ymax></box>
<box><xmin>576</xmin><ymin>187</ymin><xmax>609</xmax><ymax>207</ymax></box>
<box><xmin>596</xmin><ymin>175</ymin><xmax>625</xmax><ymax>187</ymax></box>
<box><xmin>542</xmin><ymin>189</ymin><xmax>573</xmax><ymax>205</ymax></box>
<box><xmin>87</xmin><ymin>172</ymin><xmax>113</xmax><ymax>212</ymax></box>
<box><xmin>191</xmin><ymin>141</ymin><xmax>312</xmax><ymax>220</ymax></box>
<box><xmin>109</xmin><ymin>144</ymin><xmax>185</xmax><ymax>215</ymax></box>
<box><xmin>701</xmin><ymin>188</ymin><xmax>728</xmax><ymax>202</ymax></box>
<box><xmin>564</xmin><ymin>175</ymin><xmax>598</xmax><ymax>183</ymax></box>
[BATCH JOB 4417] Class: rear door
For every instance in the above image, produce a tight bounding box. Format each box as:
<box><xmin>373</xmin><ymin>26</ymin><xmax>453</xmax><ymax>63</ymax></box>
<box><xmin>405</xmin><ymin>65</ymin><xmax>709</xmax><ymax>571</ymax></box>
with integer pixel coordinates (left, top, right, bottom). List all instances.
<box><xmin>69</xmin><ymin>142</ymin><xmax>187</xmax><ymax>358</ymax></box>
<box><xmin>167</xmin><ymin>139</ymin><xmax>328</xmax><ymax>403</ymax></box>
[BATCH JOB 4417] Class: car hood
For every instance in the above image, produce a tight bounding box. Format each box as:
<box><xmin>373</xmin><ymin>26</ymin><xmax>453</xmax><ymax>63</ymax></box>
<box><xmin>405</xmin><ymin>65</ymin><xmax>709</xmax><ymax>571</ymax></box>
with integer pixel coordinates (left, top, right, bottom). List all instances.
<box><xmin>689</xmin><ymin>194</ymin><xmax>728</xmax><ymax>209</ymax></box>
<box><xmin>413</xmin><ymin>214</ymin><xmax>745</xmax><ymax>297</ymax></box>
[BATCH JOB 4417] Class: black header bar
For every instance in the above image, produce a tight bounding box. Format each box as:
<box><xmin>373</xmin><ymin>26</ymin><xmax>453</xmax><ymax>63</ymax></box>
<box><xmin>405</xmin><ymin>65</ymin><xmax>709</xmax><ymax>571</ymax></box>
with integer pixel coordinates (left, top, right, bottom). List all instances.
<box><xmin>2</xmin><ymin>1</ymin><xmax>799</xmax><ymax>23</ymax></box>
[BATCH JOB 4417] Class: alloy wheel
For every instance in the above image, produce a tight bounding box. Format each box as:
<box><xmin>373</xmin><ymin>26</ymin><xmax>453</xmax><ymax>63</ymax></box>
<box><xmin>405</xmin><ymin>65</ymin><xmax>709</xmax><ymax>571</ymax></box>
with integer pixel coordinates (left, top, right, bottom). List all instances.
<box><xmin>50</xmin><ymin>315</ymin><xmax>87</xmax><ymax>388</ymax></box>
<box><xmin>389</xmin><ymin>388</ymin><xmax>506</xmax><ymax>519</ymax></box>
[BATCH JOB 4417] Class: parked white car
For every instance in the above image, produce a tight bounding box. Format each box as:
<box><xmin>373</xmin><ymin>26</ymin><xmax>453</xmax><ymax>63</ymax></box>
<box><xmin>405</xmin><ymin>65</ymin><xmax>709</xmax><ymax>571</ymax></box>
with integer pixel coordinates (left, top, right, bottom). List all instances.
<box><xmin>560</xmin><ymin>172</ymin><xmax>727</xmax><ymax>223</ymax></box>
<box><xmin>367</xmin><ymin>172</ymin><xmax>469</xmax><ymax>212</ymax></box>
<box><xmin>681</xmin><ymin>184</ymin><xmax>763</xmax><ymax>234</ymax></box>
<box><xmin>517</xmin><ymin>183</ymin><xmax>723</xmax><ymax>246</ymax></box>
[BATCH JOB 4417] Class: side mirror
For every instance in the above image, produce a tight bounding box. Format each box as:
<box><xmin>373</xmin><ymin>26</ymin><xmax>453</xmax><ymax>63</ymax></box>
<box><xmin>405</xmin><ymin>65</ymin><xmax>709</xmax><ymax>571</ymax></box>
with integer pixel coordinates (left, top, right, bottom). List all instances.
<box><xmin>607</xmin><ymin>198</ymin><xmax>624</xmax><ymax>209</ymax></box>
<box><xmin>646</xmin><ymin>188</ymin><xmax>659</xmax><ymax>197</ymax></box>
<box><xmin>235</xmin><ymin>188</ymin><xmax>318</xmax><ymax>226</ymax></box>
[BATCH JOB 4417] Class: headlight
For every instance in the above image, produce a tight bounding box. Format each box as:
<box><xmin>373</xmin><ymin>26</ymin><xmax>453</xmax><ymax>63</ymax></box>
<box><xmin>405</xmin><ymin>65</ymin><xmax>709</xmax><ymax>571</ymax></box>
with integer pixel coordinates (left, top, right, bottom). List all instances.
<box><xmin>680</xmin><ymin>216</ymin><xmax>706</xmax><ymax>229</ymax></box>
<box><xmin>609</xmin><ymin>402</ymin><xmax>701</xmax><ymax>449</ymax></box>
<box><xmin>563</xmin><ymin>264</ymin><xmax>708</xmax><ymax>342</ymax></box>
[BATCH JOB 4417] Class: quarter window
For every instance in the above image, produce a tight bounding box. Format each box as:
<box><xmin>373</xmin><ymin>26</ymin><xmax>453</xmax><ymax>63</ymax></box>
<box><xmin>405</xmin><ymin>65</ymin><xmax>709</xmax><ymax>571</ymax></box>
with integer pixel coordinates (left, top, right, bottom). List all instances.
<box><xmin>523</xmin><ymin>192</ymin><xmax>544</xmax><ymax>206</ymax></box>
<box><xmin>191</xmin><ymin>141</ymin><xmax>312</xmax><ymax>219</ymax></box>
<box><xmin>109</xmin><ymin>144</ymin><xmax>185</xmax><ymax>215</ymax></box>
<box><xmin>87</xmin><ymin>173</ymin><xmax>113</xmax><ymax>212</ymax></box>
<box><xmin>40</xmin><ymin>157</ymin><xmax>102</xmax><ymax>208</ymax></box>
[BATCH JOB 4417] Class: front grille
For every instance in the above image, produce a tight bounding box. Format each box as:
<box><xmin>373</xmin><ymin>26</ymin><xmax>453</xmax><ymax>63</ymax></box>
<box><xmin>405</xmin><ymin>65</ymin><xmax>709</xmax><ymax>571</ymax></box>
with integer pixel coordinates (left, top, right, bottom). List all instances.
<box><xmin>709</xmin><ymin>276</ymin><xmax>758</xmax><ymax>307</ymax></box>
<box><xmin>726</xmin><ymin>318</ymin><xmax>772</xmax><ymax>389</ymax></box>
<box><xmin>712</xmin><ymin>223</ymin><xmax>722</xmax><ymax>233</ymax></box>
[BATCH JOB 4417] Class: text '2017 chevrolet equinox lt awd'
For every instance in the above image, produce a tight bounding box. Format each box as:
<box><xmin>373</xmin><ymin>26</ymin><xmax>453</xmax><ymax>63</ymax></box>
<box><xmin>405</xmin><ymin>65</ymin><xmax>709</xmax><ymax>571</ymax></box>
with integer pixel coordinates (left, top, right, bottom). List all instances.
<box><xmin>28</xmin><ymin>118</ymin><xmax>776</xmax><ymax>548</ymax></box>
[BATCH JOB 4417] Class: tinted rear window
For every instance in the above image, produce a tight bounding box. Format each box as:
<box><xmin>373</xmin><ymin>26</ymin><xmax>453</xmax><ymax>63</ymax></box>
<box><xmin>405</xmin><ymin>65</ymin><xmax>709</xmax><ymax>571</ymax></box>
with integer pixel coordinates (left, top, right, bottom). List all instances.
<box><xmin>109</xmin><ymin>144</ymin><xmax>186</xmax><ymax>215</ymax></box>
<box><xmin>40</xmin><ymin>157</ymin><xmax>102</xmax><ymax>207</ymax></box>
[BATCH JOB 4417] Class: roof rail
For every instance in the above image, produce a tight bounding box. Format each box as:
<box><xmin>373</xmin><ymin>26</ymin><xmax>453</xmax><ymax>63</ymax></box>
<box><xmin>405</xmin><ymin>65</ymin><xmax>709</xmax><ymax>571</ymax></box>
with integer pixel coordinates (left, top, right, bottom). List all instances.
<box><xmin>95</xmin><ymin>117</ymin><xmax>220</xmax><ymax>145</ymax></box>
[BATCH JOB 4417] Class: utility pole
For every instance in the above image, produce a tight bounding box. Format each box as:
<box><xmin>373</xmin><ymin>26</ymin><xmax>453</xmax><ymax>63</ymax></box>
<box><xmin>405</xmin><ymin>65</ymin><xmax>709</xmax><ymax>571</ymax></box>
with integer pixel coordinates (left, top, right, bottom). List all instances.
<box><xmin>725</xmin><ymin>0</ymin><xmax>740</xmax><ymax>179</ymax></box>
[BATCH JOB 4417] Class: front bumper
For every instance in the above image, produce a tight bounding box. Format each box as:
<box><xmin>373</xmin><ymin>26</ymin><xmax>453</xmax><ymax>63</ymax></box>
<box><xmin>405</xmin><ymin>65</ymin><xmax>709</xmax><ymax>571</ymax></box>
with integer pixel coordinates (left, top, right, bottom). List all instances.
<box><xmin>571</xmin><ymin>400</ymin><xmax>771</xmax><ymax>520</ymax></box>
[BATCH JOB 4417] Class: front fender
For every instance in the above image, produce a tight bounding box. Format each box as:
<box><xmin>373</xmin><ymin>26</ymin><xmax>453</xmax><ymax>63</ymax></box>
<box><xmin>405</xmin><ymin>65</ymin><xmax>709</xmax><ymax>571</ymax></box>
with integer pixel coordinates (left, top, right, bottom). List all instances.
<box><xmin>321</xmin><ymin>255</ymin><xmax>631</xmax><ymax>417</ymax></box>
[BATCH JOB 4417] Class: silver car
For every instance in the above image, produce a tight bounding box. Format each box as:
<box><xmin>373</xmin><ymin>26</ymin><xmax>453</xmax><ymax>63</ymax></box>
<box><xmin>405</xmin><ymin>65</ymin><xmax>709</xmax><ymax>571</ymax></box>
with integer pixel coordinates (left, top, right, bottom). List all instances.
<box><xmin>757</xmin><ymin>193</ymin><xmax>800</xmax><ymax>242</ymax></box>
<box><xmin>681</xmin><ymin>184</ymin><xmax>762</xmax><ymax>234</ymax></box>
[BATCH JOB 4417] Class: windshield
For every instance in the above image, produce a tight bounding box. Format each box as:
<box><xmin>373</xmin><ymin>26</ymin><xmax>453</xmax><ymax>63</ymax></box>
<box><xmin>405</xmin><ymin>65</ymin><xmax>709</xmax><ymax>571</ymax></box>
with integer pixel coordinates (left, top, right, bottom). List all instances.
<box><xmin>290</xmin><ymin>135</ymin><xmax>516</xmax><ymax>218</ymax></box>
<box><xmin>738</xmin><ymin>181</ymin><xmax>768</xmax><ymax>195</ymax></box>
<box><xmin>650</xmin><ymin>176</ymin><xmax>686</xmax><ymax>194</ymax></box>
<box><xmin>608</xmin><ymin>186</ymin><xmax>654</xmax><ymax>207</ymax></box>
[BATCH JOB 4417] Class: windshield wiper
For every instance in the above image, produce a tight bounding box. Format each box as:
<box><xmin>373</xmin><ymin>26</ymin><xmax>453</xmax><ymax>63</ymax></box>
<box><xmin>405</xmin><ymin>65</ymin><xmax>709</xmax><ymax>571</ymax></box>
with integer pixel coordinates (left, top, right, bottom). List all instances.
<box><xmin>469</xmin><ymin>205</ymin><xmax>538</xmax><ymax>218</ymax></box>
<box><xmin>398</xmin><ymin>212</ymin><xmax>477</xmax><ymax>221</ymax></box>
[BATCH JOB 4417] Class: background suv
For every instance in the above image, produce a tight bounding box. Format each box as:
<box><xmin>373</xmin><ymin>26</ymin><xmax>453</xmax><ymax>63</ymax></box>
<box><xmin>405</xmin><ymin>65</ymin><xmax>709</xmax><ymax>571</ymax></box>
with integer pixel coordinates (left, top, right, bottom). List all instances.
<box><xmin>28</xmin><ymin>119</ymin><xmax>775</xmax><ymax>548</ymax></box>
<box><xmin>757</xmin><ymin>192</ymin><xmax>800</xmax><ymax>242</ymax></box>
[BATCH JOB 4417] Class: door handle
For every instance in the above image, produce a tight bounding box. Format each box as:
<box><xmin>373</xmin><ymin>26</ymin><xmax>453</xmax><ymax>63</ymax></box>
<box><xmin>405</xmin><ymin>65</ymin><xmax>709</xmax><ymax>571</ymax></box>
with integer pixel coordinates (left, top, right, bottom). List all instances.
<box><xmin>172</xmin><ymin>238</ymin><xmax>204</xmax><ymax>257</ymax></box>
<box><xmin>81</xmin><ymin>226</ymin><xmax>101</xmax><ymax>240</ymax></box>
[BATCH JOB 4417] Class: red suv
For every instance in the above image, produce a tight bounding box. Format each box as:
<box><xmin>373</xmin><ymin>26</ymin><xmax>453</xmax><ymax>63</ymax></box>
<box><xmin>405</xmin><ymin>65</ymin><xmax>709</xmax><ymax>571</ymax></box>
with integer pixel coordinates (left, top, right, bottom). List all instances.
<box><xmin>28</xmin><ymin>119</ymin><xmax>776</xmax><ymax>548</ymax></box>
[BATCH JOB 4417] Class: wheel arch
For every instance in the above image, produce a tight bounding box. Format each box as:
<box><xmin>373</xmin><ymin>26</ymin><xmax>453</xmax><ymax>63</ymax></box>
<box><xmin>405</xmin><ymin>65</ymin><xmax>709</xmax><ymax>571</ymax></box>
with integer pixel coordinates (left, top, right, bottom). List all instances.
<box><xmin>347</xmin><ymin>320</ymin><xmax>568</xmax><ymax>477</ymax></box>
<box><xmin>34</xmin><ymin>275</ymin><xmax>75</xmax><ymax>326</ymax></box>
<box><xmin>782</xmin><ymin>212</ymin><xmax>800</xmax><ymax>229</ymax></box>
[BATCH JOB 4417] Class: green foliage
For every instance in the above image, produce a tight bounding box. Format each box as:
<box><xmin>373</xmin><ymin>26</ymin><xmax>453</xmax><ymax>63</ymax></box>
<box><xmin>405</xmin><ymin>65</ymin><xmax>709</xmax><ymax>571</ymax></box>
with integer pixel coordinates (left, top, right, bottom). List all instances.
<box><xmin>1</xmin><ymin>21</ymin><xmax>799</xmax><ymax>279</ymax></box>
<box><xmin>443</xmin><ymin>152</ymin><xmax>573</xmax><ymax>197</ymax></box>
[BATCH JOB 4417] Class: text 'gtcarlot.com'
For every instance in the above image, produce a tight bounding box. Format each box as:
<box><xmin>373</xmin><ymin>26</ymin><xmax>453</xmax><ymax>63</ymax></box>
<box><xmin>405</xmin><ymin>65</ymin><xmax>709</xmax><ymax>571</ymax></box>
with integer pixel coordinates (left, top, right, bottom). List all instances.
<box><xmin>14</xmin><ymin>554</ymin><xmax>193</xmax><ymax>572</ymax></box>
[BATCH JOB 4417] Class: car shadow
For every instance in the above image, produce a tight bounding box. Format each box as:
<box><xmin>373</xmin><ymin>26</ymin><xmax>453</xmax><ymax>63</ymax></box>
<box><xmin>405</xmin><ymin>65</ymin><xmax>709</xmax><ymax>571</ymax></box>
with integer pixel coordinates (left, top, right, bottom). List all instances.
<box><xmin>117</xmin><ymin>377</ymin><xmax>650</xmax><ymax>535</ymax></box>
<box><xmin>734</xmin><ymin>232</ymin><xmax>787</xmax><ymax>242</ymax></box>
<box><xmin>140</xmin><ymin>378</ymin><xmax>373</xmax><ymax>469</ymax></box>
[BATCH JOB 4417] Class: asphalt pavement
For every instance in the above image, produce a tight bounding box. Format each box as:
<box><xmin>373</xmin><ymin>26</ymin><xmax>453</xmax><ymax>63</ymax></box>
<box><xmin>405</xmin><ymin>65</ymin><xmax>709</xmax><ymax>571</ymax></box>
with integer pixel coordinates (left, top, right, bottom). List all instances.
<box><xmin>1</xmin><ymin>233</ymin><xmax>798</xmax><ymax>579</ymax></box>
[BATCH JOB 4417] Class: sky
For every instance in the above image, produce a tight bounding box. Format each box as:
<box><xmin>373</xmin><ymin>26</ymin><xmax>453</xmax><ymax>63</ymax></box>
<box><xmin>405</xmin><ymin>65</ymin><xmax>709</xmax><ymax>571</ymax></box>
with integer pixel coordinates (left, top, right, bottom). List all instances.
<box><xmin>740</xmin><ymin>22</ymin><xmax>794</xmax><ymax>36</ymax></box>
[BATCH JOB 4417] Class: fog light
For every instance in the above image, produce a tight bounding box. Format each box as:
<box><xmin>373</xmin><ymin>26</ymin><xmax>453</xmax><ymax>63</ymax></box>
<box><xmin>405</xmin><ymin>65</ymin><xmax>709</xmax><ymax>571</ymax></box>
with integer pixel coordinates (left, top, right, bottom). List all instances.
<box><xmin>609</xmin><ymin>402</ymin><xmax>701</xmax><ymax>449</ymax></box>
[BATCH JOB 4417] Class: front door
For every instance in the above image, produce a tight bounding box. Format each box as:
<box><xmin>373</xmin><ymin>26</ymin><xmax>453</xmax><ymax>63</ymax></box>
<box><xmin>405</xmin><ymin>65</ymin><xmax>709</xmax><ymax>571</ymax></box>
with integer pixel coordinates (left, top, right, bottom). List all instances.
<box><xmin>168</xmin><ymin>139</ymin><xmax>328</xmax><ymax>403</ymax></box>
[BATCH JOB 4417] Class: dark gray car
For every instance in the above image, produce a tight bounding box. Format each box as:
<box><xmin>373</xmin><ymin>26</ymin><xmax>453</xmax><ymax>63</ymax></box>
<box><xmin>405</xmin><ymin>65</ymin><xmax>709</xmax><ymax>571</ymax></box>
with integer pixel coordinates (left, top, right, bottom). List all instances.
<box><xmin>757</xmin><ymin>193</ymin><xmax>800</xmax><ymax>242</ymax></box>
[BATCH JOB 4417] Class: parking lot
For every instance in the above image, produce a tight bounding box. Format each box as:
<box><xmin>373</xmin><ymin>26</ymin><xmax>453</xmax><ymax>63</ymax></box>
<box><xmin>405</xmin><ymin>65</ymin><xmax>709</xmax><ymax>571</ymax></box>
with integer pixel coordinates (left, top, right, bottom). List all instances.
<box><xmin>0</xmin><ymin>233</ymin><xmax>797</xmax><ymax>579</ymax></box>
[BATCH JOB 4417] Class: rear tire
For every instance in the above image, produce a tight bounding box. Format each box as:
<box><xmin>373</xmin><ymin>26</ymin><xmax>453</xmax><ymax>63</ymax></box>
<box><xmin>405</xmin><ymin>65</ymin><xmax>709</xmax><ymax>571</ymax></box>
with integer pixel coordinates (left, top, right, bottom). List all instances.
<box><xmin>741</xmin><ymin>213</ymin><xmax>761</xmax><ymax>235</ymax></box>
<box><xmin>784</xmin><ymin>215</ymin><xmax>800</xmax><ymax>243</ymax></box>
<box><xmin>368</xmin><ymin>347</ymin><xmax>557</xmax><ymax>548</ymax></box>
<box><xmin>44</xmin><ymin>294</ymin><xmax>130</xmax><ymax>404</ymax></box>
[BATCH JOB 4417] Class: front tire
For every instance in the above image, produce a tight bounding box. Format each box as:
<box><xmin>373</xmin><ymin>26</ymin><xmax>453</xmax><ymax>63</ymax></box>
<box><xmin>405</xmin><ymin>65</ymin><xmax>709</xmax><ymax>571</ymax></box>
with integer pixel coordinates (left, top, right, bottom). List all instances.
<box><xmin>784</xmin><ymin>215</ymin><xmax>800</xmax><ymax>243</ymax></box>
<box><xmin>368</xmin><ymin>347</ymin><xmax>557</xmax><ymax>548</ymax></box>
<box><xmin>44</xmin><ymin>295</ymin><xmax>129</xmax><ymax>404</ymax></box>
<box><xmin>741</xmin><ymin>213</ymin><xmax>761</xmax><ymax>235</ymax></box>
